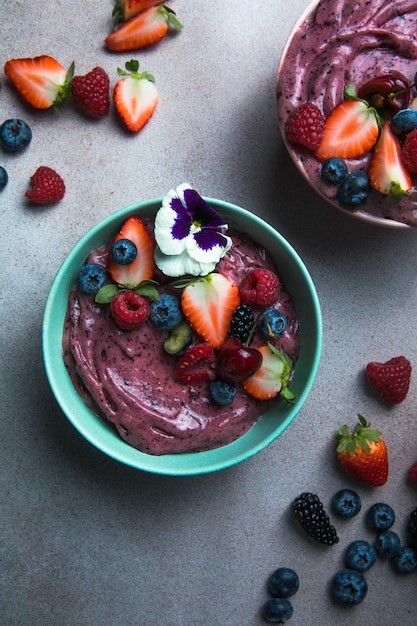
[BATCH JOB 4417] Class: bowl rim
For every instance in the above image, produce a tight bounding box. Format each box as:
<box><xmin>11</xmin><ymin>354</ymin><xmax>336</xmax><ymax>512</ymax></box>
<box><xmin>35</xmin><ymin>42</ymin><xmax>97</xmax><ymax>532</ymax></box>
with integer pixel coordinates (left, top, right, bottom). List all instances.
<box><xmin>42</xmin><ymin>196</ymin><xmax>322</xmax><ymax>476</ymax></box>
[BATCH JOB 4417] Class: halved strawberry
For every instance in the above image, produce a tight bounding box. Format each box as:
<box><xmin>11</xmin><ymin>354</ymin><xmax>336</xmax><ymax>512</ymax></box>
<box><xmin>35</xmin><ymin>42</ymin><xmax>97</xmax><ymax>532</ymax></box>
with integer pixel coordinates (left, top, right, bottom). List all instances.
<box><xmin>113</xmin><ymin>60</ymin><xmax>158</xmax><ymax>132</ymax></box>
<box><xmin>368</xmin><ymin>121</ymin><xmax>412</xmax><ymax>197</ymax></box>
<box><xmin>105</xmin><ymin>5</ymin><xmax>183</xmax><ymax>52</ymax></box>
<box><xmin>107</xmin><ymin>216</ymin><xmax>156</xmax><ymax>288</ymax></box>
<box><xmin>315</xmin><ymin>85</ymin><xmax>380</xmax><ymax>160</ymax></box>
<box><xmin>113</xmin><ymin>0</ymin><xmax>165</xmax><ymax>23</ymax></box>
<box><xmin>4</xmin><ymin>55</ymin><xmax>73</xmax><ymax>109</ymax></box>
<box><xmin>181</xmin><ymin>273</ymin><xmax>240</xmax><ymax>349</ymax></box>
<box><xmin>242</xmin><ymin>344</ymin><xmax>295</xmax><ymax>401</ymax></box>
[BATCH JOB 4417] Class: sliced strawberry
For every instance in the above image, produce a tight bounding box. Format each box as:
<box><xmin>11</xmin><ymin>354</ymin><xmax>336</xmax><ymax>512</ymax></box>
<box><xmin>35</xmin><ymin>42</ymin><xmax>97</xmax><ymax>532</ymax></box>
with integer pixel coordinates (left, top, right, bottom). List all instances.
<box><xmin>181</xmin><ymin>273</ymin><xmax>240</xmax><ymax>349</ymax></box>
<box><xmin>4</xmin><ymin>55</ymin><xmax>72</xmax><ymax>109</ymax></box>
<box><xmin>113</xmin><ymin>0</ymin><xmax>165</xmax><ymax>23</ymax></box>
<box><xmin>368</xmin><ymin>121</ymin><xmax>412</xmax><ymax>197</ymax></box>
<box><xmin>176</xmin><ymin>343</ymin><xmax>216</xmax><ymax>384</ymax></box>
<box><xmin>107</xmin><ymin>216</ymin><xmax>156</xmax><ymax>288</ymax></box>
<box><xmin>105</xmin><ymin>5</ymin><xmax>183</xmax><ymax>52</ymax></box>
<box><xmin>315</xmin><ymin>88</ymin><xmax>380</xmax><ymax>160</ymax></box>
<box><xmin>113</xmin><ymin>60</ymin><xmax>158</xmax><ymax>132</ymax></box>
<box><xmin>242</xmin><ymin>345</ymin><xmax>295</xmax><ymax>401</ymax></box>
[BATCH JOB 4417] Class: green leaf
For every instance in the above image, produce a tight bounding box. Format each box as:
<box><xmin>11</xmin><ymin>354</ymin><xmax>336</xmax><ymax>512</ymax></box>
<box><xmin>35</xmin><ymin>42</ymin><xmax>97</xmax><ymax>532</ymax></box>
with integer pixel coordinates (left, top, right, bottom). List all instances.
<box><xmin>135</xmin><ymin>284</ymin><xmax>160</xmax><ymax>302</ymax></box>
<box><xmin>95</xmin><ymin>284</ymin><xmax>121</xmax><ymax>303</ymax></box>
<box><xmin>125</xmin><ymin>59</ymin><xmax>139</xmax><ymax>73</ymax></box>
<box><xmin>161</xmin><ymin>6</ymin><xmax>184</xmax><ymax>30</ymax></box>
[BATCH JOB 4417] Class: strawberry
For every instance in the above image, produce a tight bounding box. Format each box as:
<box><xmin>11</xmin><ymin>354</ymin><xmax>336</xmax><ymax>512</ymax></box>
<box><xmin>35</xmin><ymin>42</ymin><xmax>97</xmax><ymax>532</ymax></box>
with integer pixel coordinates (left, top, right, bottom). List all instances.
<box><xmin>71</xmin><ymin>67</ymin><xmax>110</xmax><ymax>118</ymax></box>
<box><xmin>107</xmin><ymin>216</ymin><xmax>156</xmax><ymax>288</ymax></box>
<box><xmin>402</xmin><ymin>128</ymin><xmax>417</xmax><ymax>173</ymax></box>
<box><xmin>4</xmin><ymin>55</ymin><xmax>73</xmax><ymax>109</ymax></box>
<box><xmin>25</xmin><ymin>166</ymin><xmax>65</xmax><ymax>204</ymax></box>
<box><xmin>286</xmin><ymin>102</ymin><xmax>325</xmax><ymax>151</ymax></box>
<box><xmin>315</xmin><ymin>84</ymin><xmax>380</xmax><ymax>160</ymax></box>
<box><xmin>113</xmin><ymin>60</ymin><xmax>158</xmax><ymax>132</ymax></box>
<box><xmin>105</xmin><ymin>5</ymin><xmax>183</xmax><ymax>52</ymax></box>
<box><xmin>175</xmin><ymin>343</ymin><xmax>216</xmax><ymax>384</ymax></box>
<box><xmin>368</xmin><ymin>121</ymin><xmax>412</xmax><ymax>198</ymax></box>
<box><xmin>336</xmin><ymin>414</ymin><xmax>388</xmax><ymax>487</ymax></box>
<box><xmin>241</xmin><ymin>344</ymin><xmax>295</xmax><ymax>401</ymax></box>
<box><xmin>113</xmin><ymin>0</ymin><xmax>165</xmax><ymax>23</ymax></box>
<box><xmin>366</xmin><ymin>355</ymin><xmax>412</xmax><ymax>404</ymax></box>
<box><xmin>409</xmin><ymin>461</ymin><xmax>417</xmax><ymax>484</ymax></box>
<box><xmin>181</xmin><ymin>273</ymin><xmax>240</xmax><ymax>349</ymax></box>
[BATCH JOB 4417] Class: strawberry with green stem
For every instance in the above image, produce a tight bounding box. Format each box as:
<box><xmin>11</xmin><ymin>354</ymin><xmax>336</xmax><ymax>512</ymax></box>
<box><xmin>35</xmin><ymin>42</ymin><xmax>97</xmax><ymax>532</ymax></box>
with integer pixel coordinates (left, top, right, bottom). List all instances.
<box><xmin>112</xmin><ymin>0</ymin><xmax>165</xmax><ymax>23</ymax></box>
<box><xmin>241</xmin><ymin>344</ymin><xmax>295</xmax><ymax>401</ymax></box>
<box><xmin>113</xmin><ymin>59</ymin><xmax>158</xmax><ymax>132</ymax></box>
<box><xmin>368</xmin><ymin>121</ymin><xmax>412</xmax><ymax>200</ymax></box>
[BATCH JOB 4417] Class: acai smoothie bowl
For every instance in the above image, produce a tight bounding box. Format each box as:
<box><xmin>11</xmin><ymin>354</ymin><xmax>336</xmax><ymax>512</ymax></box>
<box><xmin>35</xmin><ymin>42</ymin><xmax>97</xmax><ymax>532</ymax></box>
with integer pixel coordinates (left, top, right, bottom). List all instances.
<box><xmin>277</xmin><ymin>0</ymin><xmax>417</xmax><ymax>228</ymax></box>
<box><xmin>43</xmin><ymin>185</ymin><xmax>322</xmax><ymax>475</ymax></box>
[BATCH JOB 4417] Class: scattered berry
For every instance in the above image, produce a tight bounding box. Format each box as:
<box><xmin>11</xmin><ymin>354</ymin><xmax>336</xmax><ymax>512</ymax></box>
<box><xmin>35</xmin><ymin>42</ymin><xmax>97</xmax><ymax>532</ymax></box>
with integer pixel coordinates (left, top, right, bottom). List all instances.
<box><xmin>0</xmin><ymin>118</ymin><xmax>32</xmax><ymax>152</ymax></box>
<box><xmin>175</xmin><ymin>343</ymin><xmax>216</xmax><ymax>385</ymax></box>
<box><xmin>209</xmin><ymin>379</ymin><xmax>237</xmax><ymax>405</ymax></box>
<box><xmin>336</xmin><ymin>169</ymin><xmax>370</xmax><ymax>209</ymax></box>
<box><xmin>242</xmin><ymin>345</ymin><xmax>295</xmax><ymax>401</ymax></box>
<box><xmin>25</xmin><ymin>166</ymin><xmax>65</xmax><ymax>204</ymax></box>
<box><xmin>375</xmin><ymin>530</ymin><xmax>401</xmax><ymax>558</ymax></box>
<box><xmin>108</xmin><ymin>216</ymin><xmax>155</xmax><ymax>288</ymax></box>
<box><xmin>402</xmin><ymin>128</ymin><xmax>417</xmax><ymax>173</ymax></box>
<box><xmin>149</xmin><ymin>293</ymin><xmax>183</xmax><ymax>329</ymax></box>
<box><xmin>391</xmin><ymin>547</ymin><xmax>417</xmax><ymax>574</ymax></box>
<box><xmin>291</xmin><ymin>492</ymin><xmax>339</xmax><ymax>546</ymax></box>
<box><xmin>286</xmin><ymin>102</ymin><xmax>325</xmax><ymax>151</ymax></box>
<box><xmin>78</xmin><ymin>263</ymin><xmax>108</xmax><ymax>295</ymax></box>
<box><xmin>368</xmin><ymin>122</ymin><xmax>412</xmax><ymax>197</ymax></box>
<box><xmin>113</xmin><ymin>0</ymin><xmax>162</xmax><ymax>23</ymax></box>
<box><xmin>366</xmin><ymin>502</ymin><xmax>395</xmax><ymax>532</ymax></box>
<box><xmin>216</xmin><ymin>337</ymin><xmax>262</xmax><ymax>384</ymax></box>
<box><xmin>320</xmin><ymin>157</ymin><xmax>348</xmax><ymax>184</ymax></box>
<box><xmin>110</xmin><ymin>289</ymin><xmax>150</xmax><ymax>330</ymax></box>
<box><xmin>366</xmin><ymin>355</ymin><xmax>412</xmax><ymax>404</ymax></box>
<box><xmin>345</xmin><ymin>540</ymin><xmax>376</xmax><ymax>572</ymax></box>
<box><xmin>406</xmin><ymin>508</ymin><xmax>417</xmax><ymax>551</ymax></box>
<box><xmin>331</xmin><ymin>569</ymin><xmax>367</xmax><ymax>606</ymax></box>
<box><xmin>239</xmin><ymin>269</ymin><xmax>280</xmax><ymax>308</ymax></box>
<box><xmin>331</xmin><ymin>489</ymin><xmax>361</xmax><ymax>518</ymax></box>
<box><xmin>0</xmin><ymin>165</ymin><xmax>8</xmax><ymax>191</ymax></box>
<box><xmin>268</xmin><ymin>568</ymin><xmax>299</xmax><ymax>599</ymax></box>
<box><xmin>163</xmin><ymin>320</ymin><xmax>192</xmax><ymax>355</ymax></box>
<box><xmin>110</xmin><ymin>237</ymin><xmax>138</xmax><ymax>265</ymax></box>
<box><xmin>258</xmin><ymin>308</ymin><xmax>287</xmax><ymax>339</ymax></box>
<box><xmin>113</xmin><ymin>59</ymin><xmax>159</xmax><ymax>133</ymax></box>
<box><xmin>409</xmin><ymin>462</ymin><xmax>417</xmax><ymax>484</ymax></box>
<box><xmin>391</xmin><ymin>108</ymin><xmax>417</xmax><ymax>134</ymax></box>
<box><xmin>71</xmin><ymin>66</ymin><xmax>110</xmax><ymax>118</ymax></box>
<box><xmin>261</xmin><ymin>598</ymin><xmax>293</xmax><ymax>624</ymax></box>
<box><xmin>228</xmin><ymin>304</ymin><xmax>254</xmax><ymax>344</ymax></box>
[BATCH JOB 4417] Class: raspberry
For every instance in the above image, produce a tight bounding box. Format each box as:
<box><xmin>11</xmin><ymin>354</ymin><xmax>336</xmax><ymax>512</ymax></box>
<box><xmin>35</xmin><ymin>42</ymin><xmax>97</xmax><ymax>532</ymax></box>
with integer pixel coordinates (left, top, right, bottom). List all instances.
<box><xmin>228</xmin><ymin>304</ymin><xmax>254</xmax><ymax>343</ymax></box>
<box><xmin>110</xmin><ymin>290</ymin><xmax>150</xmax><ymax>330</ymax></box>
<box><xmin>292</xmin><ymin>492</ymin><xmax>339</xmax><ymax>545</ymax></box>
<box><xmin>71</xmin><ymin>67</ymin><xmax>110</xmax><ymax>118</ymax></box>
<box><xmin>366</xmin><ymin>355</ymin><xmax>412</xmax><ymax>404</ymax></box>
<box><xmin>286</xmin><ymin>102</ymin><xmax>325</xmax><ymax>151</ymax></box>
<box><xmin>402</xmin><ymin>128</ymin><xmax>417</xmax><ymax>173</ymax></box>
<box><xmin>239</xmin><ymin>269</ymin><xmax>280</xmax><ymax>308</ymax></box>
<box><xmin>175</xmin><ymin>343</ymin><xmax>216</xmax><ymax>384</ymax></box>
<box><xmin>25</xmin><ymin>166</ymin><xmax>65</xmax><ymax>204</ymax></box>
<box><xmin>409</xmin><ymin>461</ymin><xmax>417</xmax><ymax>484</ymax></box>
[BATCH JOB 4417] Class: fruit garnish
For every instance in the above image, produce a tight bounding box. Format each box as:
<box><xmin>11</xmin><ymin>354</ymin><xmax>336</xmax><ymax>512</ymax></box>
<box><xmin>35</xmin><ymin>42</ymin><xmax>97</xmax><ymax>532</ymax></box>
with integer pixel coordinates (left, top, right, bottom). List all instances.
<box><xmin>368</xmin><ymin>122</ymin><xmax>412</xmax><ymax>200</ymax></box>
<box><xmin>216</xmin><ymin>337</ymin><xmax>263</xmax><ymax>383</ymax></box>
<box><xmin>286</xmin><ymin>102</ymin><xmax>325</xmax><ymax>151</ymax></box>
<box><xmin>110</xmin><ymin>289</ymin><xmax>150</xmax><ymax>330</ymax></box>
<box><xmin>315</xmin><ymin>84</ymin><xmax>380</xmax><ymax>160</ymax></box>
<box><xmin>175</xmin><ymin>343</ymin><xmax>216</xmax><ymax>384</ymax></box>
<box><xmin>365</xmin><ymin>355</ymin><xmax>412</xmax><ymax>404</ymax></box>
<box><xmin>409</xmin><ymin>461</ymin><xmax>417</xmax><ymax>484</ymax></box>
<box><xmin>241</xmin><ymin>344</ymin><xmax>295</xmax><ymax>401</ymax></box>
<box><xmin>0</xmin><ymin>118</ymin><xmax>32</xmax><ymax>152</ymax></box>
<box><xmin>258</xmin><ymin>308</ymin><xmax>287</xmax><ymax>339</ymax></box>
<box><xmin>391</xmin><ymin>108</ymin><xmax>417</xmax><ymax>135</ymax></box>
<box><xmin>336</xmin><ymin>169</ymin><xmax>370</xmax><ymax>209</ymax></box>
<box><xmin>4</xmin><ymin>55</ymin><xmax>73</xmax><ymax>109</ymax></box>
<box><xmin>105</xmin><ymin>4</ymin><xmax>183</xmax><ymax>52</ymax></box>
<box><xmin>149</xmin><ymin>293</ymin><xmax>183</xmax><ymax>329</ymax></box>
<box><xmin>110</xmin><ymin>238</ymin><xmax>138</xmax><ymax>265</ymax></box>
<box><xmin>113</xmin><ymin>59</ymin><xmax>158</xmax><ymax>132</ymax></box>
<box><xmin>163</xmin><ymin>320</ymin><xmax>192</xmax><ymax>355</ymax></box>
<box><xmin>320</xmin><ymin>157</ymin><xmax>348</xmax><ymax>184</ymax></box>
<box><xmin>209</xmin><ymin>379</ymin><xmax>237</xmax><ymax>406</ymax></box>
<box><xmin>25</xmin><ymin>166</ymin><xmax>65</xmax><ymax>204</ymax></box>
<box><xmin>78</xmin><ymin>263</ymin><xmax>108</xmax><ymax>295</ymax></box>
<box><xmin>228</xmin><ymin>304</ymin><xmax>255</xmax><ymax>344</ymax></box>
<box><xmin>107</xmin><ymin>215</ymin><xmax>156</xmax><ymax>288</ymax></box>
<box><xmin>239</xmin><ymin>268</ymin><xmax>281</xmax><ymax>308</ymax></box>
<box><xmin>292</xmin><ymin>492</ymin><xmax>339</xmax><ymax>545</ymax></box>
<box><xmin>71</xmin><ymin>66</ymin><xmax>110</xmax><ymax>118</ymax></box>
<box><xmin>180</xmin><ymin>272</ymin><xmax>240</xmax><ymax>349</ymax></box>
<box><xmin>113</xmin><ymin>0</ymin><xmax>165</xmax><ymax>23</ymax></box>
<box><xmin>357</xmin><ymin>72</ymin><xmax>412</xmax><ymax>114</ymax></box>
<box><xmin>336</xmin><ymin>414</ymin><xmax>388</xmax><ymax>486</ymax></box>
<box><xmin>403</xmin><ymin>128</ymin><xmax>417</xmax><ymax>173</ymax></box>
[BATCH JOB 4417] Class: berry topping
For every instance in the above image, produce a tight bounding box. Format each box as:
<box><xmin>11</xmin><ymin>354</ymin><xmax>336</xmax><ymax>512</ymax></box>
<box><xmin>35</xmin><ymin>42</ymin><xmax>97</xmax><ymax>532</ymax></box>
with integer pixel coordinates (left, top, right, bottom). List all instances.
<box><xmin>113</xmin><ymin>59</ymin><xmax>158</xmax><ymax>133</ymax></box>
<box><xmin>366</xmin><ymin>355</ymin><xmax>412</xmax><ymax>404</ymax></box>
<box><xmin>320</xmin><ymin>157</ymin><xmax>348</xmax><ymax>184</ymax></box>
<box><xmin>107</xmin><ymin>216</ymin><xmax>156</xmax><ymax>288</ymax></box>
<box><xmin>267</xmin><ymin>567</ymin><xmax>299</xmax><ymax>599</ymax></box>
<box><xmin>163</xmin><ymin>320</ymin><xmax>192</xmax><ymax>355</ymax></box>
<box><xmin>391</xmin><ymin>547</ymin><xmax>417</xmax><ymax>574</ymax></box>
<box><xmin>368</xmin><ymin>122</ymin><xmax>412</xmax><ymax>197</ymax></box>
<box><xmin>110</xmin><ymin>289</ymin><xmax>150</xmax><ymax>330</ymax></box>
<box><xmin>375</xmin><ymin>530</ymin><xmax>401</xmax><ymax>558</ymax></box>
<box><xmin>241</xmin><ymin>345</ymin><xmax>295</xmax><ymax>401</ymax></box>
<box><xmin>239</xmin><ymin>269</ymin><xmax>280</xmax><ymax>308</ymax></box>
<box><xmin>262</xmin><ymin>598</ymin><xmax>293</xmax><ymax>624</ymax></box>
<box><xmin>258</xmin><ymin>308</ymin><xmax>287</xmax><ymax>339</ymax></box>
<box><xmin>357</xmin><ymin>72</ymin><xmax>411</xmax><ymax>114</ymax></box>
<box><xmin>407</xmin><ymin>508</ymin><xmax>417</xmax><ymax>551</ymax></box>
<box><xmin>209</xmin><ymin>379</ymin><xmax>237</xmax><ymax>406</ymax></box>
<box><xmin>402</xmin><ymin>128</ymin><xmax>417</xmax><ymax>173</ymax></box>
<box><xmin>391</xmin><ymin>108</ymin><xmax>417</xmax><ymax>134</ymax></box>
<box><xmin>0</xmin><ymin>166</ymin><xmax>8</xmax><ymax>191</ymax></box>
<box><xmin>78</xmin><ymin>263</ymin><xmax>108</xmax><ymax>295</ymax></box>
<box><xmin>366</xmin><ymin>502</ymin><xmax>395</xmax><ymax>532</ymax></box>
<box><xmin>409</xmin><ymin>461</ymin><xmax>417</xmax><ymax>484</ymax></box>
<box><xmin>336</xmin><ymin>169</ymin><xmax>370</xmax><ymax>209</ymax></box>
<box><xmin>0</xmin><ymin>118</ymin><xmax>32</xmax><ymax>152</ymax></box>
<box><xmin>25</xmin><ymin>166</ymin><xmax>65</xmax><ymax>204</ymax></box>
<box><xmin>345</xmin><ymin>540</ymin><xmax>376</xmax><ymax>572</ymax></box>
<box><xmin>331</xmin><ymin>489</ymin><xmax>361</xmax><ymax>518</ymax></box>
<box><xmin>292</xmin><ymin>492</ymin><xmax>339</xmax><ymax>546</ymax></box>
<box><xmin>216</xmin><ymin>337</ymin><xmax>263</xmax><ymax>384</ymax></box>
<box><xmin>331</xmin><ymin>569</ymin><xmax>367</xmax><ymax>605</ymax></box>
<box><xmin>175</xmin><ymin>343</ymin><xmax>216</xmax><ymax>385</ymax></box>
<box><xmin>110</xmin><ymin>238</ymin><xmax>138</xmax><ymax>265</ymax></box>
<box><xmin>181</xmin><ymin>272</ymin><xmax>240</xmax><ymax>349</ymax></box>
<box><xmin>286</xmin><ymin>102</ymin><xmax>325</xmax><ymax>151</ymax></box>
<box><xmin>149</xmin><ymin>293</ymin><xmax>183</xmax><ymax>329</ymax></box>
<box><xmin>228</xmin><ymin>304</ymin><xmax>254</xmax><ymax>344</ymax></box>
<box><xmin>71</xmin><ymin>66</ymin><xmax>110</xmax><ymax>118</ymax></box>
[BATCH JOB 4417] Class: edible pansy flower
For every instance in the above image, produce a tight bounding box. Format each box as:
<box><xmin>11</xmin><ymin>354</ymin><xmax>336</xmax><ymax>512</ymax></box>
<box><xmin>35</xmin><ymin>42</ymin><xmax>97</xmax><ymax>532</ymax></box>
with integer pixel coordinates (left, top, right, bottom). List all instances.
<box><xmin>154</xmin><ymin>183</ymin><xmax>232</xmax><ymax>277</ymax></box>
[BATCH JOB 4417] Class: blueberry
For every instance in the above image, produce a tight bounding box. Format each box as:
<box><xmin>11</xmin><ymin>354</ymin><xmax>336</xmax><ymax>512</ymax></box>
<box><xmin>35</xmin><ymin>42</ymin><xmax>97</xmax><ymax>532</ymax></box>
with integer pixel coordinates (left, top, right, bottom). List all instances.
<box><xmin>391</xmin><ymin>108</ymin><xmax>417</xmax><ymax>134</ymax></box>
<box><xmin>331</xmin><ymin>489</ymin><xmax>361</xmax><ymax>518</ymax></box>
<box><xmin>258</xmin><ymin>309</ymin><xmax>287</xmax><ymax>339</ymax></box>
<box><xmin>0</xmin><ymin>118</ymin><xmax>32</xmax><ymax>152</ymax></box>
<box><xmin>331</xmin><ymin>569</ymin><xmax>368</xmax><ymax>606</ymax></box>
<box><xmin>261</xmin><ymin>598</ymin><xmax>293</xmax><ymax>623</ymax></box>
<box><xmin>366</xmin><ymin>502</ymin><xmax>395</xmax><ymax>532</ymax></box>
<box><xmin>78</xmin><ymin>263</ymin><xmax>108</xmax><ymax>295</ymax></box>
<box><xmin>391</xmin><ymin>546</ymin><xmax>417</xmax><ymax>574</ymax></box>
<box><xmin>209</xmin><ymin>379</ymin><xmax>237</xmax><ymax>405</ymax></box>
<box><xmin>268</xmin><ymin>567</ymin><xmax>300</xmax><ymax>598</ymax></box>
<box><xmin>336</xmin><ymin>170</ymin><xmax>370</xmax><ymax>210</ymax></box>
<box><xmin>0</xmin><ymin>165</ymin><xmax>8</xmax><ymax>191</ymax></box>
<box><xmin>375</xmin><ymin>530</ymin><xmax>401</xmax><ymax>558</ymax></box>
<box><xmin>149</xmin><ymin>293</ymin><xmax>183</xmax><ymax>329</ymax></box>
<box><xmin>321</xmin><ymin>157</ymin><xmax>348</xmax><ymax>184</ymax></box>
<box><xmin>110</xmin><ymin>238</ymin><xmax>137</xmax><ymax>265</ymax></box>
<box><xmin>345</xmin><ymin>540</ymin><xmax>376</xmax><ymax>572</ymax></box>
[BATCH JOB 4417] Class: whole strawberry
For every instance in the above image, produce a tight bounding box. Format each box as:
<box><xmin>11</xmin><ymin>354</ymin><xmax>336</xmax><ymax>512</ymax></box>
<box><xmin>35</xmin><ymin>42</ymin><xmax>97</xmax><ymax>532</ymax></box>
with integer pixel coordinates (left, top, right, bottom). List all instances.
<box><xmin>71</xmin><ymin>67</ymin><xmax>110</xmax><ymax>118</ymax></box>
<box><xmin>25</xmin><ymin>166</ymin><xmax>65</xmax><ymax>204</ymax></box>
<box><xmin>336</xmin><ymin>414</ymin><xmax>388</xmax><ymax>486</ymax></box>
<box><xmin>286</xmin><ymin>102</ymin><xmax>325</xmax><ymax>151</ymax></box>
<box><xmin>366</xmin><ymin>356</ymin><xmax>412</xmax><ymax>404</ymax></box>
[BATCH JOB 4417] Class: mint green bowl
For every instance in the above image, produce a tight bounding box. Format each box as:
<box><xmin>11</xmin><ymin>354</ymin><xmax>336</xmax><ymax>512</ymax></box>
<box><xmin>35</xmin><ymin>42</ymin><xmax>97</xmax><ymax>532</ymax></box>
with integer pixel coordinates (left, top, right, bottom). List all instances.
<box><xmin>42</xmin><ymin>197</ymin><xmax>322</xmax><ymax>475</ymax></box>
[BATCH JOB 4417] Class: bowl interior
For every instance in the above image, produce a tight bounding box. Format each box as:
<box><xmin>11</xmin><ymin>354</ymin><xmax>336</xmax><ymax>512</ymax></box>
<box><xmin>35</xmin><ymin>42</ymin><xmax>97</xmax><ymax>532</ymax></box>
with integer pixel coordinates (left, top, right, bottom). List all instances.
<box><xmin>42</xmin><ymin>198</ymin><xmax>322</xmax><ymax>475</ymax></box>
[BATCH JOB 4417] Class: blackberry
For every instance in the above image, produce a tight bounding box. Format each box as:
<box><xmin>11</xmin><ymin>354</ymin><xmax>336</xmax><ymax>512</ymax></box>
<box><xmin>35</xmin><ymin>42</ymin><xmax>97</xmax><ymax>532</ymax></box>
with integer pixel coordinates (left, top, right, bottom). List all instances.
<box><xmin>407</xmin><ymin>507</ymin><xmax>417</xmax><ymax>551</ymax></box>
<box><xmin>292</xmin><ymin>492</ymin><xmax>339</xmax><ymax>545</ymax></box>
<box><xmin>228</xmin><ymin>304</ymin><xmax>254</xmax><ymax>343</ymax></box>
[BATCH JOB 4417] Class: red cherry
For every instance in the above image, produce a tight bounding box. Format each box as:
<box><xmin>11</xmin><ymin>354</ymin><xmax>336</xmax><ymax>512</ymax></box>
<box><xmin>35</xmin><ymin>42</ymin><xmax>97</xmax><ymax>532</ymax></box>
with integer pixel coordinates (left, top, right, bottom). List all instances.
<box><xmin>358</xmin><ymin>72</ymin><xmax>411</xmax><ymax>114</ymax></box>
<box><xmin>216</xmin><ymin>337</ymin><xmax>262</xmax><ymax>383</ymax></box>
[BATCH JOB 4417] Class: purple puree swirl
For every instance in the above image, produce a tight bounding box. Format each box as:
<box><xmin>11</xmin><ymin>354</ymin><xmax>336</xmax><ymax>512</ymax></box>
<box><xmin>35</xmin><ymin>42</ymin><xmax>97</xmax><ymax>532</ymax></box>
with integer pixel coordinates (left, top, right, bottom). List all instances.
<box><xmin>277</xmin><ymin>0</ymin><xmax>417</xmax><ymax>226</ymax></box>
<box><xmin>62</xmin><ymin>226</ymin><xmax>300</xmax><ymax>456</ymax></box>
